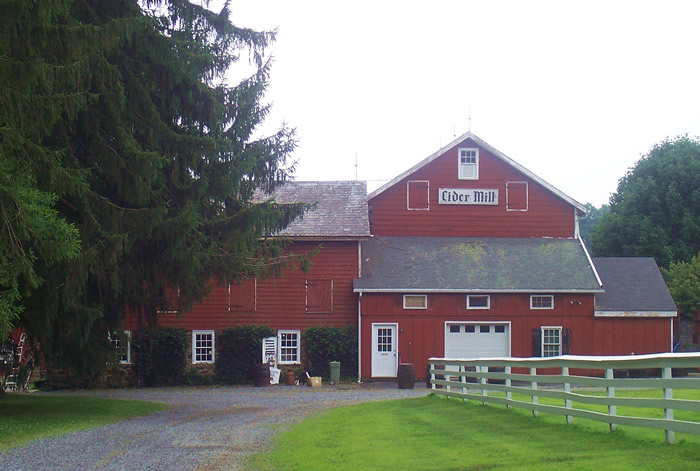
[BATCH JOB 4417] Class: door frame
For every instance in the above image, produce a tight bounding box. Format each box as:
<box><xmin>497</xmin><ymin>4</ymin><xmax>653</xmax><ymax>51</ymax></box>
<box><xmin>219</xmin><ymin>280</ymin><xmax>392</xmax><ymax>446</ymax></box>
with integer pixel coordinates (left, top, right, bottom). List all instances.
<box><xmin>371</xmin><ymin>323</ymin><xmax>398</xmax><ymax>377</ymax></box>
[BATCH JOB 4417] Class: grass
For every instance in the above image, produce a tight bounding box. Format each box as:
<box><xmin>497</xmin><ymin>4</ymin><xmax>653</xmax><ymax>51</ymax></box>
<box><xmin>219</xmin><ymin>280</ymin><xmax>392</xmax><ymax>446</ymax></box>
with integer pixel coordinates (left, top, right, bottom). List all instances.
<box><xmin>248</xmin><ymin>392</ymin><xmax>700</xmax><ymax>471</ymax></box>
<box><xmin>0</xmin><ymin>393</ymin><xmax>168</xmax><ymax>452</ymax></box>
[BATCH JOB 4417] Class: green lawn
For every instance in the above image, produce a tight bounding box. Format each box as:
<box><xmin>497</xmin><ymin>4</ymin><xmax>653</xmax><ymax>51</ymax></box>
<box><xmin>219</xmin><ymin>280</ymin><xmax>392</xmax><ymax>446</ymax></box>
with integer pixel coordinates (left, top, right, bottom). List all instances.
<box><xmin>248</xmin><ymin>393</ymin><xmax>700</xmax><ymax>471</ymax></box>
<box><xmin>0</xmin><ymin>394</ymin><xmax>168</xmax><ymax>452</ymax></box>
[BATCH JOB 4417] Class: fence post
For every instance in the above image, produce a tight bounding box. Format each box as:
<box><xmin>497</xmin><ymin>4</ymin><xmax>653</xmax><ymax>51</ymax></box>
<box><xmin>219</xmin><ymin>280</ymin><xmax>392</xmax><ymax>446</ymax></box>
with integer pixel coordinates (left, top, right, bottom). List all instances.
<box><xmin>606</xmin><ymin>368</ymin><xmax>617</xmax><ymax>432</ymax></box>
<box><xmin>460</xmin><ymin>364</ymin><xmax>468</xmax><ymax>402</ymax></box>
<box><xmin>530</xmin><ymin>367</ymin><xmax>539</xmax><ymax>417</ymax></box>
<box><xmin>430</xmin><ymin>362</ymin><xmax>436</xmax><ymax>392</ymax></box>
<box><xmin>562</xmin><ymin>366</ymin><xmax>572</xmax><ymax>424</ymax></box>
<box><xmin>479</xmin><ymin>364</ymin><xmax>488</xmax><ymax>404</ymax></box>
<box><xmin>505</xmin><ymin>365</ymin><xmax>512</xmax><ymax>410</ymax></box>
<box><xmin>663</xmin><ymin>366</ymin><xmax>674</xmax><ymax>444</ymax></box>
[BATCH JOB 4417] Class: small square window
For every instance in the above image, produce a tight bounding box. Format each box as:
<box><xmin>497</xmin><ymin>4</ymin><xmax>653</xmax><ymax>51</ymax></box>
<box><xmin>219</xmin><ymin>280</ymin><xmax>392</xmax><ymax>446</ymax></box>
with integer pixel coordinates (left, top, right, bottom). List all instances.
<box><xmin>192</xmin><ymin>330</ymin><xmax>215</xmax><ymax>364</ymax></box>
<box><xmin>467</xmin><ymin>295</ymin><xmax>490</xmax><ymax>309</ymax></box>
<box><xmin>495</xmin><ymin>325</ymin><xmax>505</xmax><ymax>334</ymax></box>
<box><xmin>531</xmin><ymin>295</ymin><xmax>554</xmax><ymax>310</ymax></box>
<box><xmin>403</xmin><ymin>294</ymin><xmax>427</xmax><ymax>309</ymax></box>
<box><xmin>449</xmin><ymin>325</ymin><xmax>461</xmax><ymax>333</ymax></box>
<box><xmin>465</xmin><ymin>325</ymin><xmax>475</xmax><ymax>333</ymax></box>
<box><xmin>479</xmin><ymin>325</ymin><xmax>490</xmax><ymax>333</ymax></box>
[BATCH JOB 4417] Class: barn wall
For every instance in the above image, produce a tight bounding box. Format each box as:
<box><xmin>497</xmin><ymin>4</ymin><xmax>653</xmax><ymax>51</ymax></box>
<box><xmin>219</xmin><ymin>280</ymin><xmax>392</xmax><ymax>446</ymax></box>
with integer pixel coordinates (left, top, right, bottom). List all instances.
<box><xmin>368</xmin><ymin>138</ymin><xmax>576</xmax><ymax>238</ymax></box>
<box><xmin>360</xmin><ymin>292</ymin><xmax>672</xmax><ymax>379</ymax></box>
<box><xmin>124</xmin><ymin>240</ymin><xmax>359</xmax><ymax>333</ymax></box>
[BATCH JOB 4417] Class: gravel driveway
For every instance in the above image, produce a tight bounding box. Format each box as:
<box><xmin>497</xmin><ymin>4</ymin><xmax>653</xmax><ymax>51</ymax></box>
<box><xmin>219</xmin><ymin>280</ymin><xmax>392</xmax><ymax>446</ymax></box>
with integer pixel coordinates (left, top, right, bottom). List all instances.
<box><xmin>1</xmin><ymin>382</ymin><xmax>429</xmax><ymax>470</ymax></box>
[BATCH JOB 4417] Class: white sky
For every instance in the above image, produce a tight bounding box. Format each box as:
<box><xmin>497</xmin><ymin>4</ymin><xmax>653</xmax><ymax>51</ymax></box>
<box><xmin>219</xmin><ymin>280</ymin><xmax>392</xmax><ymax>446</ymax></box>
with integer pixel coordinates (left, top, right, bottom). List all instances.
<box><xmin>222</xmin><ymin>0</ymin><xmax>700</xmax><ymax>207</ymax></box>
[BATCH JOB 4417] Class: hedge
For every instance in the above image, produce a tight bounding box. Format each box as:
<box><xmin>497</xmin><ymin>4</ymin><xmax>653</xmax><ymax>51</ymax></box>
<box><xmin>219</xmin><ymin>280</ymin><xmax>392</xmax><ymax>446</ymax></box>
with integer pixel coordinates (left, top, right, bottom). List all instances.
<box><xmin>215</xmin><ymin>326</ymin><xmax>275</xmax><ymax>384</ymax></box>
<box><xmin>132</xmin><ymin>327</ymin><xmax>188</xmax><ymax>386</ymax></box>
<box><xmin>305</xmin><ymin>326</ymin><xmax>357</xmax><ymax>380</ymax></box>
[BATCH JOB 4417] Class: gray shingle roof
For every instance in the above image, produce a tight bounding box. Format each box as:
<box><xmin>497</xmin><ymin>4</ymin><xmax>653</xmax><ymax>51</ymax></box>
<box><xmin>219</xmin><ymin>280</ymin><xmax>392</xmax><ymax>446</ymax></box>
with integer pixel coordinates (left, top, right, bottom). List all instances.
<box><xmin>266</xmin><ymin>181</ymin><xmax>370</xmax><ymax>238</ymax></box>
<box><xmin>354</xmin><ymin>236</ymin><xmax>602</xmax><ymax>292</ymax></box>
<box><xmin>592</xmin><ymin>257</ymin><xmax>677</xmax><ymax>313</ymax></box>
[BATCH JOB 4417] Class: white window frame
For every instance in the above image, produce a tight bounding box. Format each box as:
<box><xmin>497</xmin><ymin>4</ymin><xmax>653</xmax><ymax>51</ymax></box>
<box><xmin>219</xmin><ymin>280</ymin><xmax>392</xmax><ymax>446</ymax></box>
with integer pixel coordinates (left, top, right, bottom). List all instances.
<box><xmin>403</xmin><ymin>294</ymin><xmax>427</xmax><ymax>310</ymax></box>
<box><xmin>109</xmin><ymin>330</ymin><xmax>131</xmax><ymax>364</ymax></box>
<box><xmin>530</xmin><ymin>295</ymin><xmax>554</xmax><ymax>310</ymax></box>
<box><xmin>541</xmin><ymin>326</ymin><xmax>562</xmax><ymax>357</ymax></box>
<box><xmin>192</xmin><ymin>330</ymin><xmax>215</xmax><ymax>364</ymax></box>
<box><xmin>458</xmin><ymin>147</ymin><xmax>479</xmax><ymax>180</ymax></box>
<box><xmin>467</xmin><ymin>295</ymin><xmax>491</xmax><ymax>310</ymax></box>
<box><xmin>277</xmin><ymin>330</ymin><xmax>301</xmax><ymax>365</ymax></box>
<box><xmin>406</xmin><ymin>180</ymin><xmax>430</xmax><ymax>211</ymax></box>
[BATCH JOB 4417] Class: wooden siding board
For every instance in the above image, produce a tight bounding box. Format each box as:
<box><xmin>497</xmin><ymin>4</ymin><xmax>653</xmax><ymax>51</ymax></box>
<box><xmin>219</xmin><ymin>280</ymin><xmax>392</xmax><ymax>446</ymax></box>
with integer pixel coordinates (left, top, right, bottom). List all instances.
<box><xmin>124</xmin><ymin>241</ymin><xmax>359</xmax><ymax>333</ymax></box>
<box><xmin>360</xmin><ymin>292</ymin><xmax>671</xmax><ymax>379</ymax></box>
<box><xmin>369</xmin><ymin>141</ymin><xmax>575</xmax><ymax>237</ymax></box>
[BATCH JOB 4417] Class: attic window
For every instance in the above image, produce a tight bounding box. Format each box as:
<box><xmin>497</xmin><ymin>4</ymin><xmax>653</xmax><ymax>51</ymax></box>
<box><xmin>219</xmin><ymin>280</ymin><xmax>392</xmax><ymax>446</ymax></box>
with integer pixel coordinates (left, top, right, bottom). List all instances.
<box><xmin>531</xmin><ymin>295</ymin><xmax>554</xmax><ymax>310</ymax></box>
<box><xmin>458</xmin><ymin>148</ymin><xmax>479</xmax><ymax>180</ymax></box>
<box><xmin>467</xmin><ymin>295</ymin><xmax>490</xmax><ymax>309</ymax></box>
<box><xmin>403</xmin><ymin>294</ymin><xmax>427</xmax><ymax>309</ymax></box>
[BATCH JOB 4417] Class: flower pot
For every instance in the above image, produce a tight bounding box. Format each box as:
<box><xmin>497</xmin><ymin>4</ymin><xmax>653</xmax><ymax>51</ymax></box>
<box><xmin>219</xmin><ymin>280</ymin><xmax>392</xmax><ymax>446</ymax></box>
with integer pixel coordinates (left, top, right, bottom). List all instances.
<box><xmin>285</xmin><ymin>370</ymin><xmax>296</xmax><ymax>386</ymax></box>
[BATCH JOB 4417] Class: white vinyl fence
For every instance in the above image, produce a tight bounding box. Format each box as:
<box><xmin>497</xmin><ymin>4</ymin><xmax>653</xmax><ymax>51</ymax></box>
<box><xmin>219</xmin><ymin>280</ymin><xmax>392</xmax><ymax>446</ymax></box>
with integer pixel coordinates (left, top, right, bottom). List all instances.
<box><xmin>428</xmin><ymin>353</ymin><xmax>700</xmax><ymax>444</ymax></box>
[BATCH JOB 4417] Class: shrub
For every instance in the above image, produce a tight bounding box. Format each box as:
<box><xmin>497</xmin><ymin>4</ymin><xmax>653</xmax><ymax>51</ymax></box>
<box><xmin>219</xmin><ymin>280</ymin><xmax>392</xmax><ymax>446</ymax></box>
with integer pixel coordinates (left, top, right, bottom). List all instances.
<box><xmin>305</xmin><ymin>326</ymin><xmax>357</xmax><ymax>380</ymax></box>
<box><xmin>215</xmin><ymin>326</ymin><xmax>275</xmax><ymax>384</ymax></box>
<box><xmin>132</xmin><ymin>327</ymin><xmax>188</xmax><ymax>386</ymax></box>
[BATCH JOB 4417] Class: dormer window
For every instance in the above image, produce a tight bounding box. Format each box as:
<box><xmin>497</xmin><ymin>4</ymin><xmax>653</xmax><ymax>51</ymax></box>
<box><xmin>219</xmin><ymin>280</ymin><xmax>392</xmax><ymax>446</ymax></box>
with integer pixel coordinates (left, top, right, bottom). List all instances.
<box><xmin>458</xmin><ymin>148</ymin><xmax>479</xmax><ymax>180</ymax></box>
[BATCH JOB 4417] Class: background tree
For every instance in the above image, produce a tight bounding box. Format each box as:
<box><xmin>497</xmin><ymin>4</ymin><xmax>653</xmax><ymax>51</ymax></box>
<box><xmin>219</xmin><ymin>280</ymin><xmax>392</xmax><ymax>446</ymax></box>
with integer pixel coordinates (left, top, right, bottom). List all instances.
<box><xmin>663</xmin><ymin>253</ymin><xmax>700</xmax><ymax>319</ymax></box>
<box><xmin>578</xmin><ymin>203</ymin><xmax>608</xmax><ymax>250</ymax></box>
<box><xmin>2</xmin><ymin>0</ymin><xmax>308</xmax><ymax>376</ymax></box>
<box><xmin>592</xmin><ymin>136</ymin><xmax>700</xmax><ymax>268</ymax></box>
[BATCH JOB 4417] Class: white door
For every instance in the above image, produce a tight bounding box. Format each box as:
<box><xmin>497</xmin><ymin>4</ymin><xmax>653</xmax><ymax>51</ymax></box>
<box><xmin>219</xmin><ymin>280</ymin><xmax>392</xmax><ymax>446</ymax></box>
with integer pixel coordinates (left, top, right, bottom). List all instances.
<box><xmin>445</xmin><ymin>323</ymin><xmax>510</xmax><ymax>359</ymax></box>
<box><xmin>372</xmin><ymin>323</ymin><xmax>398</xmax><ymax>377</ymax></box>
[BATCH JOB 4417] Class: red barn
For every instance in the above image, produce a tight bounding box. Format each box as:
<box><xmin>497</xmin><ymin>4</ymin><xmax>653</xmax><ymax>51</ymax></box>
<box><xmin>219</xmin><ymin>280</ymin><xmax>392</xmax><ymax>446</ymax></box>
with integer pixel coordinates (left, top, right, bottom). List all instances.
<box><xmin>123</xmin><ymin>181</ymin><xmax>370</xmax><ymax>369</ymax></box>
<box><xmin>354</xmin><ymin>132</ymin><xmax>676</xmax><ymax>379</ymax></box>
<box><xmin>119</xmin><ymin>132</ymin><xmax>676</xmax><ymax>381</ymax></box>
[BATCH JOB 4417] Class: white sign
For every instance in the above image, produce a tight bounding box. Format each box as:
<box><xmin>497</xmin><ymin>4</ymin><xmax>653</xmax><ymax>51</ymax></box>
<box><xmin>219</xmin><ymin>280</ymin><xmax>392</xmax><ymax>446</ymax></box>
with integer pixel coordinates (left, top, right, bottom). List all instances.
<box><xmin>439</xmin><ymin>188</ymin><xmax>498</xmax><ymax>205</ymax></box>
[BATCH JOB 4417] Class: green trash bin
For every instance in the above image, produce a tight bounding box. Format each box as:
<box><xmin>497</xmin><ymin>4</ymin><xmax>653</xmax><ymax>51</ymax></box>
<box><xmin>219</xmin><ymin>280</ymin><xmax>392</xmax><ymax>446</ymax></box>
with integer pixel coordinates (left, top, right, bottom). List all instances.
<box><xmin>329</xmin><ymin>361</ymin><xmax>341</xmax><ymax>385</ymax></box>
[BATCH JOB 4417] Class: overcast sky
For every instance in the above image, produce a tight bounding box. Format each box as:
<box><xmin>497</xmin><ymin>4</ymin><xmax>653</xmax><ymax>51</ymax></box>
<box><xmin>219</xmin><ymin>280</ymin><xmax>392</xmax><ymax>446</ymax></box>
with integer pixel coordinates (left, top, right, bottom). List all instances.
<box><xmin>223</xmin><ymin>0</ymin><xmax>700</xmax><ymax>207</ymax></box>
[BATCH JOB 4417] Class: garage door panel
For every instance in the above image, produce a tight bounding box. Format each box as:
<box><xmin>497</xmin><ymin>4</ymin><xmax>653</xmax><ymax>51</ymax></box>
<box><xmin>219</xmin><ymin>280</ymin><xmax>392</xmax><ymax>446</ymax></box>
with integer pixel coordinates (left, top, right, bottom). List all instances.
<box><xmin>445</xmin><ymin>323</ymin><xmax>510</xmax><ymax>359</ymax></box>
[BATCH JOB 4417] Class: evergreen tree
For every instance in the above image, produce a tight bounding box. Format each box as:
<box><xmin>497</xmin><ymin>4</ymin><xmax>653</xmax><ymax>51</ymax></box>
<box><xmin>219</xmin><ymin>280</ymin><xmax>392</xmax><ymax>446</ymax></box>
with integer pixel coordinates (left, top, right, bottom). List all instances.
<box><xmin>1</xmin><ymin>0</ymin><xmax>308</xmax><ymax>375</ymax></box>
<box><xmin>592</xmin><ymin>136</ymin><xmax>700</xmax><ymax>268</ymax></box>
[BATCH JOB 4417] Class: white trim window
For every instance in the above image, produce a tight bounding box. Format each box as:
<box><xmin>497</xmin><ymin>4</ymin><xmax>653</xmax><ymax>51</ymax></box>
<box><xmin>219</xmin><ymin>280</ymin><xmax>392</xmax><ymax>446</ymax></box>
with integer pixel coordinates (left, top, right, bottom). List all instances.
<box><xmin>530</xmin><ymin>295</ymin><xmax>554</xmax><ymax>310</ymax></box>
<box><xmin>458</xmin><ymin>148</ymin><xmax>479</xmax><ymax>180</ymax></box>
<box><xmin>278</xmin><ymin>330</ymin><xmax>301</xmax><ymax>364</ymax></box>
<box><xmin>542</xmin><ymin>326</ymin><xmax>562</xmax><ymax>357</ymax></box>
<box><xmin>109</xmin><ymin>330</ymin><xmax>131</xmax><ymax>364</ymax></box>
<box><xmin>403</xmin><ymin>294</ymin><xmax>427</xmax><ymax>310</ymax></box>
<box><xmin>192</xmin><ymin>330</ymin><xmax>215</xmax><ymax>364</ymax></box>
<box><xmin>467</xmin><ymin>295</ymin><xmax>490</xmax><ymax>309</ymax></box>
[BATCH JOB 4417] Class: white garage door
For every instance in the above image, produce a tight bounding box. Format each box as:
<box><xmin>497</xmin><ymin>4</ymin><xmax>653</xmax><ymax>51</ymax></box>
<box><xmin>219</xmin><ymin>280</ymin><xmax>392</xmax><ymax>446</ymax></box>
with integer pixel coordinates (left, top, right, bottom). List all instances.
<box><xmin>444</xmin><ymin>322</ymin><xmax>510</xmax><ymax>359</ymax></box>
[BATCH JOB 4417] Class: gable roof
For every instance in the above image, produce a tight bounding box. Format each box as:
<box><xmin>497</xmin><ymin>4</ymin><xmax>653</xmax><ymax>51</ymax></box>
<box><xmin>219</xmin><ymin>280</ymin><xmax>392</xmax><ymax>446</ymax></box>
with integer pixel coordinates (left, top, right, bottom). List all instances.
<box><xmin>367</xmin><ymin>131</ymin><xmax>586</xmax><ymax>215</ymax></box>
<box><xmin>266</xmin><ymin>181</ymin><xmax>370</xmax><ymax>239</ymax></box>
<box><xmin>592</xmin><ymin>257</ymin><xmax>677</xmax><ymax>316</ymax></box>
<box><xmin>354</xmin><ymin>236</ymin><xmax>602</xmax><ymax>293</ymax></box>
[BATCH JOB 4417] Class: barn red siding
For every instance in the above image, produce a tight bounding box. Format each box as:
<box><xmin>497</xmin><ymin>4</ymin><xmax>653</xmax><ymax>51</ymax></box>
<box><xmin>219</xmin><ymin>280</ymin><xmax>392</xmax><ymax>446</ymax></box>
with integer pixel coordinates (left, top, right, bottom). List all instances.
<box><xmin>360</xmin><ymin>292</ymin><xmax>672</xmax><ymax>379</ymax></box>
<box><xmin>124</xmin><ymin>241</ymin><xmax>359</xmax><ymax>332</ymax></box>
<box><xmin>368</xmin><ymin>138</ymin><xmax>576</xmax><ymax>238</ymax></box>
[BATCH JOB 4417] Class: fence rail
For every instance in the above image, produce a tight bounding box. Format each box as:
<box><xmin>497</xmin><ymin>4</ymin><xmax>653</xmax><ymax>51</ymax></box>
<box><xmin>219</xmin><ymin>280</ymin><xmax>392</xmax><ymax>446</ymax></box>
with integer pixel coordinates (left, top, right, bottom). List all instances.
<box><xmin>428</xmin><ymin>353</ymin><xmax>700</xmax><ymax>444</ymax></box>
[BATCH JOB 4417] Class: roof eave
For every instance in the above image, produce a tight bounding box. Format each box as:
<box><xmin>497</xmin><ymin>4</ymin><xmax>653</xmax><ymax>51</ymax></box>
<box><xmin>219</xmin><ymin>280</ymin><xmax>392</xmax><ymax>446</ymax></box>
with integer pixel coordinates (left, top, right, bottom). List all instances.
<box><xmin>353</xmin><ymin>287</ymin><xmax>604</xmax><ymax>294</ymax></box>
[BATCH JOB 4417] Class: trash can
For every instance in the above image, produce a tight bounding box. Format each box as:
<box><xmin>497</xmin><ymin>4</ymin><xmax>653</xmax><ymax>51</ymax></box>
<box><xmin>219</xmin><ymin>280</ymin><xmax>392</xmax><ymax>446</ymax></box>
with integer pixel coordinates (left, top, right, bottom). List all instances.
<box><xmin>329</xmin><ymin>361</ymin><xmax>341</xmax><ymax>385</ymax></box>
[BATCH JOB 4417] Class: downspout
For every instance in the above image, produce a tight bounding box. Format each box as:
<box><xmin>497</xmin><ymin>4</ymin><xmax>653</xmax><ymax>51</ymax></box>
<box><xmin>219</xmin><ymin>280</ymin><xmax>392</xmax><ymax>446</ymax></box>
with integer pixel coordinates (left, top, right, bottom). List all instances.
<box><xmin>358</xmin><ymin>292</ymin><xmax>362</xmax><ymax>383</ymax></box>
